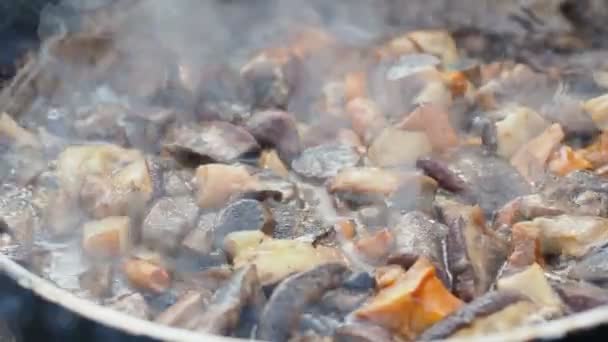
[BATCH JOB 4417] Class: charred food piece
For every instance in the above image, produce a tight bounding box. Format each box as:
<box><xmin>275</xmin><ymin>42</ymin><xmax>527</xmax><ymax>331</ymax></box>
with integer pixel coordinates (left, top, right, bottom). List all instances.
<box><xmin>257</xmin><ymin>263</ymin><xmax>347</xmax><ymax>342</ymax></box>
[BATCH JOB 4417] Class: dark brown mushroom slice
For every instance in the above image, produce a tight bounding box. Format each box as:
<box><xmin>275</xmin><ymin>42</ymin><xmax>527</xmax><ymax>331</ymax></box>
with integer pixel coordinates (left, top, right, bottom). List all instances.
<box><xmin>418</xmin><ymin>291</ymin><xmax>534</xmax><ymax>341</ymax></box>
<box><xmin>141</xmin><ymin>196</ymin><xmax>199</xmax><ymax>253</ymax></box>
<box><xmin>195</xmin><ymin>65</ymin><xmax>253</xmax><ymax>123</ymax></box>
<box><xmin>569</xmin><ymin>247</ymin><xmax>608</xmax><ymax>285</ymax></box>
<box><xmin>191</xmin><ymin>265</ymin><xmax>261</xmax><ymax>336</ymax></box>
<box><xmin>442</xmin><ymin>146</ymin><xmax>531</xmax><ymax>216</ymax></box>
<box><xmin>291</xmin><ymin>143</ymin><xmax>360</xmax><ymax>181</ymax></box>
<box><xmin>212</xmin><ymin>198</ymin><xmax>275</xmax><ymax>250</ymax></box>
<box><xmin>552</xmin><ymin>280</ymin><xmax>608</xmax><ymax>313</ymax></box>
<box><xmin>333</xmin><ymin>322</ymin><xmax>394</xmax><ymax>342</ymax></box>
<box><xmin>257</xmin><ymin>263</ymin><xmax>348</xmax><ymax>342</ymax></box>
<box><xmin>175</xmin><ymin>266</ymin><xmax>233</xmax><ymax>294</ymax></box>
<box><xmin>79</xmin><ymin>263</ymin><xmax>113</xmax><ymax>299</ymax></box>
<box><xmin>246</xmin><ymin>110</ymin><xmax>302</xmax><ymax>164</ymax></box>
<box><xmin>181</xmin><ymin>211</ymin><xmax>217</xmax><ymax>255</ymax></box>
<box><xmin>387</xmin><ymin>211</ymin><xmax>449</xmax><ymax>285</ymax></box>
<box><xmin>318</xmin><ymin>288</ymin><xmax>372</xmax><ymax>316</ymax></box>
<box><xmin>416</xmin><ymin>157</ymin><xmax>468</xmax><ymax>193</ymax></box>
<box><xmin>154</xmin><ymin>290</ymin><xmax>212</xmax><ymax>328</ymax></box>
<box><xmin>436</xmin><ymin>199</ymin><xmax>509</xmax><ymax>301</ymax></box>
<box><xmin>163</xmin><ymin>121</ymin><xmax>260</xmax><ymax>166</ymax></box>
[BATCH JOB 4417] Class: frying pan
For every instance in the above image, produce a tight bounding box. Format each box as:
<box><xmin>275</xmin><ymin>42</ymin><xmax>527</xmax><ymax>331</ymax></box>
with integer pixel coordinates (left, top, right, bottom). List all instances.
<box><xmin>0</xmin><ymin>1</ymin><xmax>607</xmax><ymax>341</ymax></box>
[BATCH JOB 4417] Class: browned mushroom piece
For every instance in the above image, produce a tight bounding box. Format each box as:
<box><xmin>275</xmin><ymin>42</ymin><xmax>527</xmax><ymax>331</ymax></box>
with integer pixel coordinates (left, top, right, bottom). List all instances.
<box><xmin>154</xmin><ymin>290</ymin><xmax>212</xmax><ymax>328</ymax></box>
<box><xmin>436</xmin><ymin>199</ymin><xmax>508</xmax><ymax>301</ymax></box>
<box><xmin>386</xmin><ymin>211</ymin><xmax>449</xmax><ymax>286</ymax></box>
<box><xmin>210</xmin><ymin>198</ymin><xmax>275</xmax><ymax>249</ymax></box>
<box><xmin>191</xmin><ymin>265</ymin><xmax>263</xmax><ymax>336</ymax></box>
<box><xmin>240</xmin><ymin>48</ymin><xmax>293</xmax><ymax>110</ymax></box>
<box><xmin>552</xmin><ymin>279</ymin><xmax>608</xmax><ymax>313</ymax></box>
<box><xmin>417</xmin><ymin>291</ymin><xmax>537</xmax><ymax>340</ymax></box>
<box><xmin>440</xmin><ymin>146</ymin><xmax>531</xmax><ymax>216</ymax></box>
<box><xmin>141</xmin><ymin>196</ymin><xmax>200</xmax><ymax>253</ymax></box>
<box><xmin>292</xmin><ymin>143</ymin><xmax>361</xmax><ymax>181</ymax></box>
<box><xmin>246</xmin><ymin>110</ymin><xmax>302</xmax><ymax>164</ymax></box>
<box><xmin>163</xmin><ymin>121</ymin><xmax>260</xmax><ymax>166</ymax></box>
<box><xmin>569</xmin><ymin>247</ymin><xmax>608</xmax><ymax>285</ymax></box>
<box><xmin>257</xmin><ymin>263</ymin><xmax>347</xmax><ymax>342</ymax></box>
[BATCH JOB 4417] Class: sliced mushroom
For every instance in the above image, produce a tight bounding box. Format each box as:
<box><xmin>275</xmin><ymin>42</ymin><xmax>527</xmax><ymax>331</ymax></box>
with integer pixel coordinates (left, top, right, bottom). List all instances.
<box><xmin>163</xmin><ymin>121</ymin><xmax>260</xmax><ymax>166</ymax></box>
<box><xmin>397</xmin><ymin>103</ymin><xmax>459</xmax><ymax>152</ymax></box>
<box><xmin>191</xmin><ymin>265</ymin><xmax>261</xmax><ymax>336</ymax></box>
<box><xmin>141</xmin><ymin>196</ymin><xmax>199</xmax><ymax>253</ymax></box>
<box><xmin>583</xmin><ymin>93</ymin><xmax>608</xmax><ymax>131</ymax></box>
<box><xmin>497</xmin><ymin>263</ymin><xmax>563</xmax><ymax>316</ymax></box>
<box><xmin>292</xmin><ymin>143</ymin><xmax>360</xmax><ymax>181</ymax></box>
<box><xmin>494</xmin><ymin>105</ymin><xmax>548</xmax><ymax>158</ymax></box>
<box><xmin>553</xmin><ymin>280</ymin><xmax>608</xmax><ymax>313</ymax></box>
<box><xmin>106</xmin><ymin>293</ymin><xmax>150</xmax><ymax>320</ymax></box>
<box><xmin>539</xmin><ymin>171</ymin><xmax>608</xmax><ymax>217</ymax></box>
<box><xmin>82</xmin><ymin>216</ymin><xmax>131</xmax><ymax>258</ymax></box>
<box><xmin>257</xmin><ymin>263</ymin><xmax>347</xmax><ymax>342</ymax></box>
<box><xmin>510</xmin><ymin>123</ymin><xmax>565</xmax><ymax>184</ymax></box>
<box><xmin>437</xmin><ymin>199</ymin><xmax>508</xmax><ymax>301</ymax></box>
<box><xmin>78</xmin><ymin>156</ymin><xmax>153</xmax><ymax>219</ymax></box>
<box><xmin>442</xmin><ymin>146</ymin><xmax>531</xmax><ymax>216</ymax></box>
<box><xmin>246</xmin><ymin>110</ymin><xmax>302</xmax><ymax>164</ymax></box>
<box><xmin>193</xmin><ymin>164</ymin><xmax>258</xmax><ymax>209</ymax></box>
<box><xmin>569</xmin><ymin>247</ymin><xmax>608</xmax><ymax>284</ymax></box>
<box><xmin>181</xmin><ymin>212</ymin><xmax>218</xmax><ymax>255</ymax></box>
<box><xmin>345</xmin><ymin>98</ymin><xmax>387</xmax><ymax>146</ymax></box>
<box><xmin>354</xmin><ymin>257</ymin><xmax>462</xmax><ymax>339</ymax></box>
<box><xmin>56</xmin><ymin>144</ymin><xmax>144</xmax><ymax>198</ymax></box>
<box><xmin>211</xmin><ymin>199</ymin><xmax>275</xmax><ymax>249</ymax></box>
<box><xmin>407</xmin><ymin>30</ymin><xmax>459</xmax><ymax>65</ymax></box>
<box><xmin>123</xmin><ymin>258</ymin><xmax>171</xmax><ymax>294</ymax></box>
<box><xmin>155</xmin><ymin>290</ymin><xmax>211</xmax><ymax>328</ymax></box>
<box><xmin>416</xmin><ymin>157</ymin><xmax>467</xmax><ymax>193</ymax></box>
<box><xmin>388</xmin><ymin>211</ymin><xmax>448</xmax><ymax>282</ymax></box>
<box><xmin>231</xmin><ymin>235</ymin><xmax>344</xmax><ymax>286</ymax></box>
<box><xmin>367</xmin><ymin>128</ymin><xmax>431</xmax><ymax>167</ymax></box>
<box><xmin>520</xmin><ymin>215</ymin><xmax>608</xmax><ymax>258</ymax></box>
<box><xmin>418</xmin><ymin>291</ymin><xmax>535</xmax><ymax>340</ymax></box>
